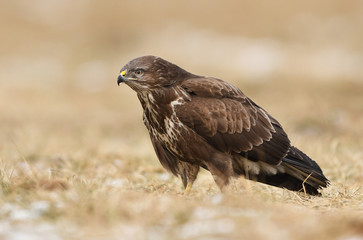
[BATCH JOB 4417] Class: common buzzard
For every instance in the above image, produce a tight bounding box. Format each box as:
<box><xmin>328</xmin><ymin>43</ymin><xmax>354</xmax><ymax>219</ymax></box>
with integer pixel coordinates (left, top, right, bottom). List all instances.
<box><xmin>117</xmin><ymin>56</ymin><xmax>329</xmax><ymax>195</ymax></box>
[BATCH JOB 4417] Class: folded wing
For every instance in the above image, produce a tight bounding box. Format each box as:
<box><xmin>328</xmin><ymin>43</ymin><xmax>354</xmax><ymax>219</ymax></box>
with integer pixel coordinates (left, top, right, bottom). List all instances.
<box><xmin>175</xmin><ymin>77</ymin><xmax>290</xmax><ymax>165</ymax></box>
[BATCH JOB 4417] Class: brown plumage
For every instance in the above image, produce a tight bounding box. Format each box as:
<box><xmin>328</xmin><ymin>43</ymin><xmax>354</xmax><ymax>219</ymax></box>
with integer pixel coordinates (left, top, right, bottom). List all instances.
<box><xmin>117</xmin><ymin>55</ymin><xmax>329</xmax><ymax>195</ymax></box>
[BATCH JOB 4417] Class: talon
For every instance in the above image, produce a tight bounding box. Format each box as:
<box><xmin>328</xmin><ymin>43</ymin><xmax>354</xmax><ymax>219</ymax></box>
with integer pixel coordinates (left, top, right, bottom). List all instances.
<box><xmin>184</xmin><ymin>182</ymin><xmax>192</xmax><ymax>195</ymax></box>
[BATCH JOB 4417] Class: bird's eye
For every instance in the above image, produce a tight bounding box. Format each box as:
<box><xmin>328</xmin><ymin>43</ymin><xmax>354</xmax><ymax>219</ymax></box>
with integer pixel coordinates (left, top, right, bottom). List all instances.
<box><xmin>134</xmin><ymin>69</ymin><xmax>144</xmax><ymax>77</ymax></box>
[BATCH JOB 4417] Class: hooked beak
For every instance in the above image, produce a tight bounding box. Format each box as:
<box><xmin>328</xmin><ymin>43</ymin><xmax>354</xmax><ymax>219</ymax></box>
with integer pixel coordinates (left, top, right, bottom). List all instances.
<box><xmin>117</xmin><ymin>70</ymin><xmax>127</xmax><ymax>86</ymax></box>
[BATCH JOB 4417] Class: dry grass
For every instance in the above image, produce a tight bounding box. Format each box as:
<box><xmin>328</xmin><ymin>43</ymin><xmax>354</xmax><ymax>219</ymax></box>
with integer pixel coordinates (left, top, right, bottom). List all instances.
<box><xmin>0</xmin><ymin>1</ymin><xmax>362</xmax><ymax>239</ymax></box>
<box><xmin>0</xmin><ymin>80</ymin><xmax>362</xmax><ymax>240</ymax></box>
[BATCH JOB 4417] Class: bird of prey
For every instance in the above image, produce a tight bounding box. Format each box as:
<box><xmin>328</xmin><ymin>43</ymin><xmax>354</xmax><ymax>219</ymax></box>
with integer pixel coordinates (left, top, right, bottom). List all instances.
<box><xmin>117</xmin><ymin>55</ymin><xmax>329</xmax><ymax>195</ymax></box>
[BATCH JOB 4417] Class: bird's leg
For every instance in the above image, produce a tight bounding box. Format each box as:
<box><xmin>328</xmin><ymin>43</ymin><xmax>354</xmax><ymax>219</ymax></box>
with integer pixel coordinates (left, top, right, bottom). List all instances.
<box><xmin>204</xmin><ymin>153</ymin><xmax>233</xmax><ymax>192</ymax></box>
<box><xmin>209</xmin><ymin>169</ymin><xmax>230</xmax><ymax>192</ymax></box>
<box><xmin>184</xmin><ymin>182</ymin><xmax>193</xmax><ymax>195</ymax></box>
<box><xmin>179</xmin><ymin>161</ymin><xmax>199</xmax><ymax>195</ymax></box>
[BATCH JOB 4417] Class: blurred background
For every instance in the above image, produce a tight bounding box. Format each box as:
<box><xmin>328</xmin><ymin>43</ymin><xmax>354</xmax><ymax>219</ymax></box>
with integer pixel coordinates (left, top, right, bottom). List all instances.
<box><xmin>1</xmin><ymin>0</ymin><xmax>362</xmax><ymax>161</ymax></box>
<box><xmin>1</xmin><ymin>0</ymin><xmax>363</xmax><ymax>168</ymax></box>
<box><xmin>1</xmin><ymin>0</ymin><xmax>362</xmax><ymax>89</ymax></box>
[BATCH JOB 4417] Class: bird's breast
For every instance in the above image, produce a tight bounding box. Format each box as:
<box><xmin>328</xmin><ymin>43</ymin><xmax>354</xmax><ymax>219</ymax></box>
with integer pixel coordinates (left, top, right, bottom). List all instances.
<box><xmin>152</xmin><ymin>104</ymin><xmax>187</xmax><ymax>153</ymax></box>
<box><xmin>140</xmin><ymin>88</ymin><xmax>205</xmax><ymax>160</ymax></box>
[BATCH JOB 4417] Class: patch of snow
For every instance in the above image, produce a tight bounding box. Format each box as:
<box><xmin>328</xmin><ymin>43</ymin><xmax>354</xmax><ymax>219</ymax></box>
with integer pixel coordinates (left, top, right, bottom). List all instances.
<box><xmin>178</xmin><ymin>218</ymin><xmax>235</xmax><ymax>238</ymax></box>
<box><xmin>104</xmin><ymin>179</ymin><xmax>126</xmax><ymax>188</ymax></box>
<box><xmin>210</xmin><ymin>194</ymin><xmax>223</xmax><ymax>205</ymax></box>
<box><xmin>159</xmin><ymin>173</ymin><xmax>171</xmax><ymax>181</ymax></box>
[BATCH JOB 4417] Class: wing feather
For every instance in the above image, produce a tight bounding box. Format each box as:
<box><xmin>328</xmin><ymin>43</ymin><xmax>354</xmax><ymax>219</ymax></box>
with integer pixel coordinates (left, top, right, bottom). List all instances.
<box><xmin>177</xmin><ymin>77</ymin><xmax>290</xmax><ymax>165</ymax></box>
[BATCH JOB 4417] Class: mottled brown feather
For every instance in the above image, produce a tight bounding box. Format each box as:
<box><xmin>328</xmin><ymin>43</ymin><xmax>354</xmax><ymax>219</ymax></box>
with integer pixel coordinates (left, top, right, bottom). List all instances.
<box><xmin>177</xmin><ymin>77</ymin><xmax>290</xmax><ymax>165</ymax></box>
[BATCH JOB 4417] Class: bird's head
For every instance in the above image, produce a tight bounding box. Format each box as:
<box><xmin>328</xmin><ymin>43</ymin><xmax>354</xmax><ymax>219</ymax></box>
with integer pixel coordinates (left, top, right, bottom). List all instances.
<box><xmin>117</xmin><ymin>55</ymin><xmax>195</xmax><ymax>92</ymax></box>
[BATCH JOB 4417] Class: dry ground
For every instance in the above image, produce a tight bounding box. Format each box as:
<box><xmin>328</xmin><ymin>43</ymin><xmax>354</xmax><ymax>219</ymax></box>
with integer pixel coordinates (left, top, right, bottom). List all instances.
<box><xmin>0</xmin><ymin>1</ymin><xmax>362</xmax><ymax>239</ymax></box>
<box><xmin>0</xmin><ymin>79</ymin><xmax>362</xmax><ymax>240</ymax></box>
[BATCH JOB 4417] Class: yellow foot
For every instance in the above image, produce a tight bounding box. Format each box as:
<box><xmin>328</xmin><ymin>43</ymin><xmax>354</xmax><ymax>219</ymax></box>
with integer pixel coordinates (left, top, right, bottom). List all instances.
<box><xmin>184</xmin><ymin>182</ymin><xmax>192</xmax><ymax>195</ymax></box>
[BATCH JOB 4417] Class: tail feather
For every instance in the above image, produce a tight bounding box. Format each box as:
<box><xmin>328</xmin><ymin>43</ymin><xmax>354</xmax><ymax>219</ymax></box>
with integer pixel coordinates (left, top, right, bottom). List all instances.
<box><xmin>236</xmin><ymin>146</ymin><xmax>329</xmax><ymax>195</ymax></box>
<box><xmin>267</xmin><ymin>146</ymin><xmax>329</xmax><ymax>195</ymax></box>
